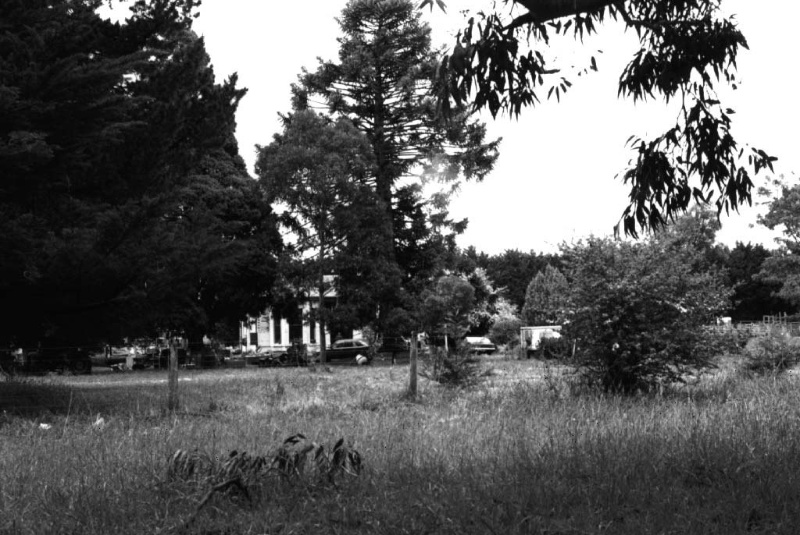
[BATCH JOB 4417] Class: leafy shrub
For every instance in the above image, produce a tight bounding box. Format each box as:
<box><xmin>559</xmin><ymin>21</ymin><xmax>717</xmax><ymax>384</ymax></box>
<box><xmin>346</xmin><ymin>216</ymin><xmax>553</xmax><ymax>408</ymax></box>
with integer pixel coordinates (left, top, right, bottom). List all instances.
<box><xmin>522</xmin><ymin>264</ymin><xmax>569</xmax><ymax>325</ymax></box>
<box><xmin>167</xmin><ymin>434</ymin><xmax>362</xmax><ymax>492</ymax></box>
<box><xmin>271</xmin><ymin>434</ymin><xmax>362</xmax><ymax>484</ymax></box>
<box><xmin>563</xmin><ymin>236</ymin><xmax>731</xmax><ymax>394</ymax></box>
<box><xmin>166</xmin><ymin>434</ymin><xmax>363</xmax><ymax>530</ymax></box>
<box><xmin>420</xmin><ymin>346</ymin><xmax>482</xmax><ymax>388</ymax></box>
<box><xmin>489</xmin><ymin>315</ymin><xmax>523</xmax><ymax>347</ymax></box>
<box><xmin>702</xmin><ymin>328</ymin><xmax>744</xmax><ymax>356</ymax></box>
<box><xmin>744</xmin><ymin>335</ymin><xmax>800</xmax><ymax>374</ymax></box>
<box><xmin>537</xmin><ymin>335</ymin><xmax>573</xmax><ymax>359</ymax></box>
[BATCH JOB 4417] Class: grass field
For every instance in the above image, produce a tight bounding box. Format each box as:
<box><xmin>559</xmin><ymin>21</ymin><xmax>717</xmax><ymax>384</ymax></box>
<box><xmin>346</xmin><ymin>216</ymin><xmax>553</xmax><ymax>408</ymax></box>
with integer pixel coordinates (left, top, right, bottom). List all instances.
<box><xmin>2</xmin><ymin>355</ymin><xmax>800</xmax><ymax>534</ymax></box>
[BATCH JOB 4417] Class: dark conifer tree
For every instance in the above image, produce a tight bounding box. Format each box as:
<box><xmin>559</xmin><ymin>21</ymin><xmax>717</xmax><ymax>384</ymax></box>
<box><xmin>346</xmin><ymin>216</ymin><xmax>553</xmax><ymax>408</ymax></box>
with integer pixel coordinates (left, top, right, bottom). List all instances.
<box><xmin>0</xmin><ymin>0</ymin><xmax>281</xmax><ymax>347</ymax></box>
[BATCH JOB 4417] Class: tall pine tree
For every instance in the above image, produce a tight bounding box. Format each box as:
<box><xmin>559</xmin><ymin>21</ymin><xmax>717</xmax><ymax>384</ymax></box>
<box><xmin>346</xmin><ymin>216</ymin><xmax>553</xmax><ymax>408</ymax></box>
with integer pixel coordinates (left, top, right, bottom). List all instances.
<box><xmin>291</xmin><ymin>0</ymin><xmax>499</xmax><ymax>333</ymax></box>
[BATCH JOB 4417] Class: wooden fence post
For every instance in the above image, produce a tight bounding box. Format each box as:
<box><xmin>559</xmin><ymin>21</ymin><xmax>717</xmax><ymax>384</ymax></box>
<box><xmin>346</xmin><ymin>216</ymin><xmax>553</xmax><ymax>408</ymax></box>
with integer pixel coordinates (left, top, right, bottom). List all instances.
<box><xmin>168</xmin><ymin>339</ymin><xmax>179</xmax><ymax>411</ymax></box>
<box><xmin>408</xmin><ymin>331</ymin><xmax>418</xmax><ymax>397</ymax></box>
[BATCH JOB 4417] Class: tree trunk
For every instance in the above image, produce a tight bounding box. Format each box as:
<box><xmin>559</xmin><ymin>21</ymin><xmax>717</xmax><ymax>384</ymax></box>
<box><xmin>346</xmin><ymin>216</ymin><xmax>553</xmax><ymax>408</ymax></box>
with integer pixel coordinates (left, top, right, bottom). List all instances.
<box><xmin>167</xmin><ymin>339</ymin><xmax>179</xmax><ymax>411</ymax></box>
<box><xmin>318</xmin><ymin>231</ymin><xmax>327</xmax><ymax>364</ymax></box>
<box><xmin>408</xmin><ymin>331</ymin><xmax>418</xmax><ymax>397</ymax></box>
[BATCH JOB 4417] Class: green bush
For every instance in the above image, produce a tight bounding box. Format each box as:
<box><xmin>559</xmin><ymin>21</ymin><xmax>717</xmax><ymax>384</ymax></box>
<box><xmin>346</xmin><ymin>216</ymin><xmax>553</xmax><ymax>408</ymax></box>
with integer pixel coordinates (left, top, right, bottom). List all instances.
<box><xmin>420</xmin><ymin>346</ymin><xmax>482</xmax><ymax>388</ymax></box>
<box><xmin>537</xmin><ymin>335</ymin><xmax>573</xmax><ymax>359</ymax></box>
<box><xmin>563</xmin><ymin>236</ymin><xmax>731</xmax><ymax>394</ymax></box>
<box><xmin>489</xmin><ymin>315</ymin><xmax>523</xmax><ymax>347</ymax></box>
<box><xmin>744</xmin><ymin>334</ymin><xmax>800</xmax><ymax>374</ymax></box>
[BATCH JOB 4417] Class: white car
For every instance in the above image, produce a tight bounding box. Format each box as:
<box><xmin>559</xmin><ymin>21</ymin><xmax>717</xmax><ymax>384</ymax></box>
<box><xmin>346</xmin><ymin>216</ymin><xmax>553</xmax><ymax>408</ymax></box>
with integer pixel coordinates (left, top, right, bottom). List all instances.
<box><xmin>464</xmin><ymin>337</ymin><xmax>497</xmax><ymax>355</ymax></box>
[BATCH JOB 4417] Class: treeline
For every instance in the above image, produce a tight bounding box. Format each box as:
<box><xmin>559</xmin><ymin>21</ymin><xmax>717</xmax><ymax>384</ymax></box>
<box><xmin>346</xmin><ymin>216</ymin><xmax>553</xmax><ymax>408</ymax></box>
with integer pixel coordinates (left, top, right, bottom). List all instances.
<box><xmin>456</xmin><ymin>230</ymin><xmax>794</xmax><ymax>328</ymax></box>
<box><xmin>0</xmin><ymin>0</ymin><xmax>280</xmax><ymax>348</ymax></box>
<box><xmin>1</xmin><ymin>0</ymin><xmax>796</xmax><ymax>353</ymax></box>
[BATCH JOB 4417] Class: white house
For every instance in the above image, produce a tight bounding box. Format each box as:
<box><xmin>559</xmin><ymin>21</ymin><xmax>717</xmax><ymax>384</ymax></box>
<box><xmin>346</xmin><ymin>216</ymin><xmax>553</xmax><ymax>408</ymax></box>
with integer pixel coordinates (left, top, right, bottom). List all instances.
<box><xmin>239</xmin><ymin>276</ymin><xmax>360</xmax><ymax>353</ymax></box>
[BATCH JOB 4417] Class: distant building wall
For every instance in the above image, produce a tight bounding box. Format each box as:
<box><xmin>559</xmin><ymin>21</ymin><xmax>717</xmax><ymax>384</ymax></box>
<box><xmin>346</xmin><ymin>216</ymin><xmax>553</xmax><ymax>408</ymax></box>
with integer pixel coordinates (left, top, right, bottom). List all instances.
<box><xmin>240</xmin><ymin>303</ymin><xmax>332</xmax><ymax>353</ymax></box>
<box><xmin>520</xmin><ymin>325</ymin><xmax>562</xmax><ymax>351</ymax></box>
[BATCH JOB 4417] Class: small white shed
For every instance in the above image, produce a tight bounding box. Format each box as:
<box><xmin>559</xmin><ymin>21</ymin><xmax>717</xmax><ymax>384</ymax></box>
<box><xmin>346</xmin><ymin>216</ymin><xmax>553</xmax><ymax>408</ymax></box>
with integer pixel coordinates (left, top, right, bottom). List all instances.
<box><xmin>520</xmin><ymin>325</ymin><xmax>562</xmax><ymax>351</ymax></box>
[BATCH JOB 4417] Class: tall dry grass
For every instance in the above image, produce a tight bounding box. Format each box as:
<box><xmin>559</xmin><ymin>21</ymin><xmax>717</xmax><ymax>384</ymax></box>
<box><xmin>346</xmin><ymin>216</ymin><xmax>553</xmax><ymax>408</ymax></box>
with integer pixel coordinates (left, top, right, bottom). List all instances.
<box><xmin>2</xmin><ymin>357</ymin><xmax>800</xmax><ymax>533</ymax></box>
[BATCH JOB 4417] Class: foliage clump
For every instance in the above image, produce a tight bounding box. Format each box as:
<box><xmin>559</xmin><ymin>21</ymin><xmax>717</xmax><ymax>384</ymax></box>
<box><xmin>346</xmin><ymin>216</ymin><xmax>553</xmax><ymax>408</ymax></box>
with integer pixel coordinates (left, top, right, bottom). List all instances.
<box><xmin>743</xmin><ymin>334</ymin><xmax>800</xmax><ymax>375</ymax></box>
<box><xmin>167</xmin><ymin>434</ymin><xmax>362</xmax><ymax>505</ymax></box>
<box><xmin>563</xmin><ymin>221</ymin><xmax>732</xmax><ymax>393</ymax></box>
<box><xmin>536</xmin><ymin>335</ymin><xmax>572</xmax><ymax>360</ymax></box>
<box><xmin>522</xmin><ymin>264</ymin><xmax>569</xmax><ymax>326</ymax></box>
<box><xmin>420</xmin><ymin>346</ymin><xmax>482</xmax><ymax>388</ymax></box>
<box><xmin>756</xmin><ymin>176</ymin><xmax>800</xmax><ymax>313</ymax></box>
<box><xmin>489</xmin><ymin>311</ymin><xmax>523</xmax><ymax>348</ymax></box>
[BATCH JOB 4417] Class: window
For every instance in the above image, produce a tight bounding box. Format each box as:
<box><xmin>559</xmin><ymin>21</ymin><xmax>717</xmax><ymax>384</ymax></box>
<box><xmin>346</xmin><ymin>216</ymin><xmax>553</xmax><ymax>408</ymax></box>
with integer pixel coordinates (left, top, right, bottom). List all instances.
<box><xmin>249</xmin><ymin>333</ymin><xmax>258</xmax><ymax>346</ymax></box>
<box><xmin>309</xmin><ymin>316</ymin><xmax>316</xmax><ymax>344</ymax></box>
<box><xmin>289</xmin><ymin>321</ymin><xmax>303</xmax><ymax>343</ymax></box>
<box><xmin>273</xmin><ymin>312</ymin><xmax>282</xmax><ymax>345</ymax></box>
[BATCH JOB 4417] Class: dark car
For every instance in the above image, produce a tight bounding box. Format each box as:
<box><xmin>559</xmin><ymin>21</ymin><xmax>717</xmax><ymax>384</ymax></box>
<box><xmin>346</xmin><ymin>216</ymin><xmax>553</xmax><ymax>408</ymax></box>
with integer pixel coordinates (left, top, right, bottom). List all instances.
<box><xmin>133</xmin><ymin>347</ymin><xmax>188</xmax><ymax>369</ymax></box>
<box><xmin>322</xmin><ymin>339</ymin><xmax>372</xmax><ymax>362</ymax></box>
<box><xmin>21</xmin><ymin>346</ymin><xmax>92</xmax><ymax>374</ymax></box>
<box><xmin>0</xmin><ymin>349</ymin><xmax>17</xmax><ymax>374</ymax></box>
<box><xmin>257</xmin><ymin>342</ymin><xmax>309</xmax><ymax>367</ymax></box>
<box><xmin>379</xmin><ymin>336</ymin><xmax>409</xmax><ymax>354</ymax></box>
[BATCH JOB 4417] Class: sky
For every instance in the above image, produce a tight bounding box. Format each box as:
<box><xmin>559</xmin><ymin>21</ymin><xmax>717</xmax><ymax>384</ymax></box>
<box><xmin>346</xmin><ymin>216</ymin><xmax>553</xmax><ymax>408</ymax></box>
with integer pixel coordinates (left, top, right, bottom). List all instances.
<box><xmin>188</xmin><ymin>0</ymin><xmax>800</xmax><ymax>255</ymax></box>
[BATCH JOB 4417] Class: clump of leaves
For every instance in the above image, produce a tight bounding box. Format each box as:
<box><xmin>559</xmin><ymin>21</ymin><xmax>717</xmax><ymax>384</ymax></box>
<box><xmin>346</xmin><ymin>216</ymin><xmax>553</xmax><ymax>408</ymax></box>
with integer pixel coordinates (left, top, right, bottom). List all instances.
<box><xmin>536</xmin><ymin>335</ymin><xmax>573</xmax><ymax>360</ymax></box>
<box><xmin>420</xmin><ymin>346</ymin><xmax>482</xmax><ymax>388</ymax></box>
<box><xmin>166</xmin><ymin>434</ymin><xmax>363</xmax><ymax>505</ymax></box>
<box><xmin>564</xmin><ymin>221</ymin><xmax>732</xmax><ymax>394</ymax></box>
<box><xmin>167</xmin><ymin>449</ymin><xmax>268</xmax><ymax>491</ymax></box>
<box><xmin>744</xmin><ymin>335</ymin><xmax>800</xmax><ymax>375</ymax></box>
<box><xmin>272</xmin><ymin>433</ymin><xmax>362</xmax><ymax>485</ymax></box>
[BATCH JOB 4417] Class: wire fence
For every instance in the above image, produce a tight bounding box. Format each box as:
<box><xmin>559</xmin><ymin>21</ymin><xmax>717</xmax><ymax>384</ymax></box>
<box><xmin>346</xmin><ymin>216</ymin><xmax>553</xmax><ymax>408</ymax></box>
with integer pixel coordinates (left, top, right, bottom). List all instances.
<box><xmin>707</xmin><ymin>321</ymin><xmax>800</xmax><ymax>338</ymax></box>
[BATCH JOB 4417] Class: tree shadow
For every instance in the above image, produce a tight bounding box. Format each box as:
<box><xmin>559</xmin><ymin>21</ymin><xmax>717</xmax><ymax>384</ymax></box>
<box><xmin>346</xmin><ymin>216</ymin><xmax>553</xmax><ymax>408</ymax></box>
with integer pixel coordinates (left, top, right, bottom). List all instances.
<box><xmin>0</xmin><ymin>375</ymin><xmax>159</xmax><ymax>421</ymax></box>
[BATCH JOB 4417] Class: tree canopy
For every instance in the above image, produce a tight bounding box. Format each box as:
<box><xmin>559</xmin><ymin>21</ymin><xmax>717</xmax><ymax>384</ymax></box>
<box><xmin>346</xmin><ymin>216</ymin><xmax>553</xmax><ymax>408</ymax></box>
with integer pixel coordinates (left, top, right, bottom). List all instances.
<box><xmin>0</xmin><ymin>0</ymin><xmax>281</xmax><ymax>347</ymax></box>
<box><xmin>757</xmin><ymin>178</ymin><xmax>800</xmax><ymax>309</ymax></box>
<box><xmin>423</xmin><ymin>0</ymin><xmax>776</xmax><ymax>236</ymax></box>
<box><xmin>289</xmin><ymin>0</ymin><xmax>500</xmax><ymax>334</ymax></box>
<box><xmin>522</xmin><ymin>264</ymin><xmax>569</xmax><ymax>326</ymax></box>
<box><xmin>461</xmin><ymin>247</ymin><xmax>563</xmax><ymax>310</ymax></box>
<box><xmin>257</xmin><ymin>110</ymin><xmax>376</xmax><ymax>359</ymax></box>
<box><xmin>727</xmin><ymin>242</ymin><xmax>791</xmax><ymax>321</ymax></box>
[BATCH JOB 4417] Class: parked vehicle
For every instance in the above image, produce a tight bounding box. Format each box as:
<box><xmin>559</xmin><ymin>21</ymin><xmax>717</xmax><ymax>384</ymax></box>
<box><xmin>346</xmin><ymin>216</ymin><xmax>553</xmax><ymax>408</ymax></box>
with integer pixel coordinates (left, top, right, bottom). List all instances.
<box><xmin>102</xmin><ymin>346</ymin><xmax>138</xmax><ymax>367</ymax></box>
<box><xmin>18</xmin><ymin>346</ymin><xmax>92</xmax><ymax>375</ymax></box>
<box><xmin>464</xmin><ymin>336</ymin><xmax>497</xmax><ymax>355</ymax></box>
<box><xmin>1</xmin><ymin>349</ymin><xmax>17</xmax><ymax>374</ymax></box>
<box><xmin>258</xmin><ymin>341</ymin><xmax>309</xmax><ymax>367</ymax></box>
<box><xmin>378</xmin><ymin>336</ymin><xmax>409</xmax><ymax>354</ymax></box>
<box><xmin>133</xmin><ymin>347</ymin><xmax>188</xmax><ymax>369</ymax></box>
<box><xmin>321</xmin><ymin>339</ymin><xmax>372</xmax><ymax>362</ymax></box>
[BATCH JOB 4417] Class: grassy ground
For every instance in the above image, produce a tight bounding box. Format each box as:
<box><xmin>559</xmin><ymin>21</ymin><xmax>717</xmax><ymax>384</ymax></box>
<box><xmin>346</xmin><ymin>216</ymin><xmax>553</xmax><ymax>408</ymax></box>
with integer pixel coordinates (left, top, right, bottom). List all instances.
<box><xmin>2</xmin><ymin>355</ymin><xmax>800</xmax><ymax>534</ymax></box>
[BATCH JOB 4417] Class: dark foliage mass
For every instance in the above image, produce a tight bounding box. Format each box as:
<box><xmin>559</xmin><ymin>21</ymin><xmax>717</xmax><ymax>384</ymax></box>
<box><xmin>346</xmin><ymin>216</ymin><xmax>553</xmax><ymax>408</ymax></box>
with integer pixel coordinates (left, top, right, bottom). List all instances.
<box><xmin>756</xmin><ymin>179</ymin><xmax>800</xmax><ymax>313</ymax></box>
<box><xmin>0</xmin><ymin>0</ymin><xmax>281</xmax><ymax>347</ymax></box>
<box><xmin>727</xmin><ymin>242</ymin><xmax>792</xmax><ymax>322</ymax></box>
<box><xmin>459</xmin><ymin>247</ymin><xmax>563</xmax><ymax>311</ymax></box>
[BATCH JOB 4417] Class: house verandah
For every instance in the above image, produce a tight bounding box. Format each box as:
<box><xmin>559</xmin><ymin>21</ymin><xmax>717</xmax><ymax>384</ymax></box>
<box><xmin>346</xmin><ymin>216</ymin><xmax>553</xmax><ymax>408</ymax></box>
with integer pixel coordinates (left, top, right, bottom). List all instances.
<box><xmin>239</xmin><ymin>277</ymin><xmax>359</xmax><ymax>354</ymax></box>
<box><xmin>239</xmin><ymin>301</ymin><xmax>330</xmax><ymax>354</ymax></box>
